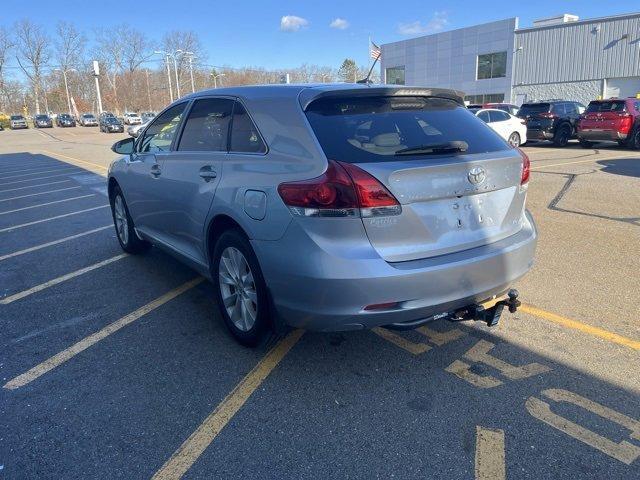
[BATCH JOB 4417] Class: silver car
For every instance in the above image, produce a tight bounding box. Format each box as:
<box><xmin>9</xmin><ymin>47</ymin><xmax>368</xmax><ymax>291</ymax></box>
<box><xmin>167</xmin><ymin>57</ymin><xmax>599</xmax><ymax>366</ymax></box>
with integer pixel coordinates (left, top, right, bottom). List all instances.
<box><xmin>108</xmin><ymin>85</ymin><xmax>536</xmax><ymax>346</ymax></box>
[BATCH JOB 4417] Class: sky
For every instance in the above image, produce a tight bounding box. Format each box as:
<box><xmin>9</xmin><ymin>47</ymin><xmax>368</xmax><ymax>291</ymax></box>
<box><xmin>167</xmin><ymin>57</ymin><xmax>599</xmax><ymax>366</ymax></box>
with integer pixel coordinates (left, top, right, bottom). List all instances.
<box><xmin>2</xmin><ymin>0</ymin><xmax>640</xmax><ymax>75</ymax></box>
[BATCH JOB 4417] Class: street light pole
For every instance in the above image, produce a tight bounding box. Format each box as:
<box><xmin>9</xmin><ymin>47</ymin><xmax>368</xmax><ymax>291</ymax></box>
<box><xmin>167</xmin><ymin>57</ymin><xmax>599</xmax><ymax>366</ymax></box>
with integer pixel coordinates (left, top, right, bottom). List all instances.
<box><xmin>154</xmin><ymin>51</ymin><xmax>174</xmax><ymax>103</ymax></box>
<box><xmin>188</xmin><ymin>55</ymin><xmax>195</xmax><ymax>93</ymax></box>
<box><xmin>54</xmin><ymin>68</ymin><xmax>76</xmax><ymax>115</ymax></box>
<box><xmin>173</xmin><ymin>50</ymin><xmax>181</xmax><ymax>99</ymax></box>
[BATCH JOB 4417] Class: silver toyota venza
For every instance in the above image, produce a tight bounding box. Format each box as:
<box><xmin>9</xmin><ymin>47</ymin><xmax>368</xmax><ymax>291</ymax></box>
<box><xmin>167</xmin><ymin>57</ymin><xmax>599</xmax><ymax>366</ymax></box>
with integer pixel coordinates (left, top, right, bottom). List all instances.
<box><xmin>108</xmin><ymin>84</ymin><xmax>536</xmax><ymax>346</ymax></box>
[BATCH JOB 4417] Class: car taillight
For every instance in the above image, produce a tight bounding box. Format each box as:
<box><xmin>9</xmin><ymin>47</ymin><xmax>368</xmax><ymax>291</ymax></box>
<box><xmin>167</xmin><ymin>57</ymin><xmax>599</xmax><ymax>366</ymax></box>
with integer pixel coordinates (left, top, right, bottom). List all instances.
<box><xmin>538</xmin><ymin>112</ymin><xmax>556</xmax><ymax>119</ymax></box>
<box><xmin>277</xmin><ymin>160</ymin><xmax>401</xmax><ymax>218</ymax></box>
<box><xmin>518</xmin><ymin>148</ymin><xmax>530</xmax><ymax>185</ymax></box>
<box><xmin>618</xmin><ymin>113</ymin><xmax>633</xmax><ymax>134</ymax></box>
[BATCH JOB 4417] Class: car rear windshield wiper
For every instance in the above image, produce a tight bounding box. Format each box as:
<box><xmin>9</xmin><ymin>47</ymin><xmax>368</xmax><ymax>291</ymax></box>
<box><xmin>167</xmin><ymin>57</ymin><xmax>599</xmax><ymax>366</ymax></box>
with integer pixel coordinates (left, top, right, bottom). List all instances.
<box><xmin>395</xmin><ymin>141</ymin><xmax>468</xmax><ymax>156</ymax></box>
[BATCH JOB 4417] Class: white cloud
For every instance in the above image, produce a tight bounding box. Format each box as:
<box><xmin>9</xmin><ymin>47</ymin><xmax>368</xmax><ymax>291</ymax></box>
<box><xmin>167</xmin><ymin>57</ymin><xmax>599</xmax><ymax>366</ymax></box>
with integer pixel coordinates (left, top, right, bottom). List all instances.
<box><xmin>398</xmin><ymin>11</ymin><xmax>448</xmax><ymax>36</ymax></box>
<box><xmin>329</xmin><ymin>18</ymin><xmax>350</xmax><ymax>30</ymax></box>
<box><xmin>280</xmin><ymin>15</ymin><xmax>309</xmax><ymax>32</ymax></box>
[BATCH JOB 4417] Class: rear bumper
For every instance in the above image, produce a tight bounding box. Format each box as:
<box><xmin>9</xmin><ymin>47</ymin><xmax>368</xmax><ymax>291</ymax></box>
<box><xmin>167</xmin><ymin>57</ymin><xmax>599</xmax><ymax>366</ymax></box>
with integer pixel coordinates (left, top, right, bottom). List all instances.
<box><xmin>577</xmin><ymin>129</ymin><xmax>627</xmax><ymax>142</ymax></box>
<box><xmin>253</xmin><ymin>211</ymin><xmax>537</xmax><ymax>332</ymax></box>
<box><xmin>527</xmin><ymin>128</ymin><xmax>554</xmax><ymax>140</ymax></box>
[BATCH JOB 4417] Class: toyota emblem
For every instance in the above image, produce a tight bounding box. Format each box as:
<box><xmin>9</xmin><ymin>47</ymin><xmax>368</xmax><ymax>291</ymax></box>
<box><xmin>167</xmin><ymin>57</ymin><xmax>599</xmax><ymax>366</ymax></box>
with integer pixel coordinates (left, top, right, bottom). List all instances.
<box><xmin>468</xmin><ymin>167</ymin><xmax>486</xmax><ymax>185</ymax></box>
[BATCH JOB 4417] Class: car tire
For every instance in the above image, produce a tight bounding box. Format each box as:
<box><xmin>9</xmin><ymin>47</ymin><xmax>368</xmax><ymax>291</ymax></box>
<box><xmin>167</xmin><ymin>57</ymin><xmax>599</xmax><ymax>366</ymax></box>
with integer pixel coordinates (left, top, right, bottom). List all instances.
<box><xmin>110</xmin><ymin>186</ymin><xmax>151</xmax><ymax>254</ymax></box>
<box><xmin>507</xmin><ymin>132</ymin><xmax>521</xmax><ymax>148</ymax></box>
<box><xmin>629</xmin><ymin>127</ymin><xmax>640</xmax><ymax>150</ymax></box>
<box><xmin>553</xmin><ymin>124</ymin><xmax>571</xmax><ymax>147</ymax></box>
<box><xmin>579</xmin><ymin>139</ymin><xmax>593</xmax><ymax>149</ymax></box>
<box><xmin>212</xmin><ymin>229</ymin><xmax>271</xmax><ymax>347</ymax></box>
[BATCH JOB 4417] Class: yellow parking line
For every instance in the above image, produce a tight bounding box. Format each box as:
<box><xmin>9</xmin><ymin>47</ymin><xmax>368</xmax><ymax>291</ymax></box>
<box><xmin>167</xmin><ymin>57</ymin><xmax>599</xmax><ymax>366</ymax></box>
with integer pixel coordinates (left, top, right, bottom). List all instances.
<box><xmin>0</xmin><ymin>253</ymin><xmax>128</xmax><ymax>304</ymax></box>
<box><xmin>0</xmin><ymin>180</ymin><xmax>71</xmax><ymax>193</ymax></box>
<box><xmin>0</xmin><ymin>167</ymin><xmax>80</xmax><ymax>180</ymax></box>
<box><xmin>0</xmin><ymin>205</ymin><xmax>108</xmax><ymax>232</ymax></box>
<box><xmin>0</xmin><ymin>194</ymin><xmax>95</xmax><ymax>215</ymax></box>
<box><xmin>0</xmin><ymin>225</ymin><xmax>112</xmax><ymax>262</ymax></box>
<box><xmin>0</xmin><ymin>186</ymin><xmax>82</xmax><ymax>202</ymax></box>
<box><xmin>475</xmin><ymin>426</ymin><xmax>505</xmax><ymax>480</ymax></box>
<box><xmin>3</xmin><ymin>278</ymin><xmax>205</xmax><ymax>390</ymax></box>
<box><xmin>41</xmin><ymin>149</ymin><xmax>109</xmax><ymax>173</ymax></box>
<box><xmin>152</xmin><ymin>329</ymin><xmax>304</xmax><ymax>480</ymax></box>
<box><xmin>520</xmin><ymin>304</ymin><xmax>640</xmax><ymax>351</ymax></box>
<box><xmin>0</xmin><ymin>171</ymin><xmax>80</xmax><ymax>187</ymax></box>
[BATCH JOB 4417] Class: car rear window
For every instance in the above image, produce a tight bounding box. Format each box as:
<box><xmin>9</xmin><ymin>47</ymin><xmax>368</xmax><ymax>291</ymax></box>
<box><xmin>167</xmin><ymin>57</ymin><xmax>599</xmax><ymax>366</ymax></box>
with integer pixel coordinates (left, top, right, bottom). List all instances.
<box><xmin>585</xmin><ymin>101</ymin><xmax>626</xmax><ymax>113</ymax></box>
<box><xmin>305</xmin><ymin>96</ymin><xmax>509</xmax><ymax>163</ymax></box>
<box><xmin>517</xmin><ymin>103</ymin><xmax>550</xmax><ymax>116</ymax></box>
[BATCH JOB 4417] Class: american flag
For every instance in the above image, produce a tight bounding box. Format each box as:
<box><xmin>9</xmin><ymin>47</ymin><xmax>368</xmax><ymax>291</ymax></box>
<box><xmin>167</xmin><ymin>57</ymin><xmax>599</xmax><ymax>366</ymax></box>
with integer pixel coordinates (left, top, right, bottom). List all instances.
<box><xmin>370</xmin><ymin>41</ymin><xmax>381</xmax><ymax>60</ymax></box>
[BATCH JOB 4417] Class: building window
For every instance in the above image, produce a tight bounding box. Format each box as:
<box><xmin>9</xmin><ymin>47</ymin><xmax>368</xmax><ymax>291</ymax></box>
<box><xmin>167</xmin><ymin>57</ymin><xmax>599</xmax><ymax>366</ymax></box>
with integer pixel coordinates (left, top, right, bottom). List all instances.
<box><xmin>464</xmin><ymin>93</ymin><xmax>505</xmax><ymax>104</ymax></box>
<box><xmin>477</xmin><ymin>52</ymin><xmax>507</xmax><ymax>80</ymax></box>
<box><xmin>385</xmin><ymin>66</ymin><xmax>405</xmax><ymax>85</ymax></box>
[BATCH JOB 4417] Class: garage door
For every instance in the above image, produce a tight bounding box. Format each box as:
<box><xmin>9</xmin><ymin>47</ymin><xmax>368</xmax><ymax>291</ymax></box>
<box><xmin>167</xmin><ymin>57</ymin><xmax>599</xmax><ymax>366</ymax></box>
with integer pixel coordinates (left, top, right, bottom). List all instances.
<box><xmin>605</xmin><ymin>77</ymin><xmax>640</xmax><ymax>99</ymax></box>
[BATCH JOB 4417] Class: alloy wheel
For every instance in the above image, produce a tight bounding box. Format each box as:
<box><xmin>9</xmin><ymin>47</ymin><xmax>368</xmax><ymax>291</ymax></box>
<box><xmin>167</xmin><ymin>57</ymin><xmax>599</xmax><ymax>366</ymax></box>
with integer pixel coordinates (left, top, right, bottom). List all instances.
<box><xmin>113</xmin><ymin>195</ymin><xmax>129</xmax><ymax>245</ymax></box>
<box><xmin>508</xmin><ymin>132</ymin><xmax>520</xmax><ymax>147</ymax></box>
<box><xmin>218</xmin><ymin>246</ymin><xmax>258</xmax><ymax>332</ymax></box>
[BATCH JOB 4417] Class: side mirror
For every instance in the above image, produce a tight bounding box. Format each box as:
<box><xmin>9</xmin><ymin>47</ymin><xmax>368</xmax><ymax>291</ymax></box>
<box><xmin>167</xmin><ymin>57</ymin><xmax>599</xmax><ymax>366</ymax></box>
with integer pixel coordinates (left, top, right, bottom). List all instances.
<box><xmin>112</xmin><ymin>137</ymin><xmax>135</xmax><ymax>155</ymax></box>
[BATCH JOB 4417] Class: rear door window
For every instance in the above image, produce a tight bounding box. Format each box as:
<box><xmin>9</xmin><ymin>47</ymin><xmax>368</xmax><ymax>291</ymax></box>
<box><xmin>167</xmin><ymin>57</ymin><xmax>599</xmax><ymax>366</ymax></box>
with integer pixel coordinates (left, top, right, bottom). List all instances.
<box><xmin>305</xmin><ymin>96</ymin><xmax>508</xmax><ymax>163</ymax></box>
<box><xmin>489</xmin><ymin>111</ymin><xmax>510</xmax><ymax>122</ymax></box>
<box><xmin>178</xmin><ymin>98</ymin><xmax>234</xmax><ymax>152</ymax></box>
<box><xmin>230</xmin><ymin>102</ymin><xmax>266</xmax><ymax>154</ymax></box>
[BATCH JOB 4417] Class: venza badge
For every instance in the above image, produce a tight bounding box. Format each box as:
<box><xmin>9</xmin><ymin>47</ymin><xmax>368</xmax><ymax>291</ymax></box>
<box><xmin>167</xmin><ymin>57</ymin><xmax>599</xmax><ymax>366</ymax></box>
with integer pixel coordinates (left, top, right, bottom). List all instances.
<box><xmin>467</xmin><ymin>166</ymin><xmax>486</xmax><ymax>185</ymax></box>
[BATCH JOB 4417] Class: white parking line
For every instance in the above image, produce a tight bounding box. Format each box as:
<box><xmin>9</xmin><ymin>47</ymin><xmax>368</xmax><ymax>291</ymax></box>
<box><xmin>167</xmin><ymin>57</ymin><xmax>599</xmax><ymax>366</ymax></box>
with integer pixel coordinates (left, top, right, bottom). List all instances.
<box><xmin>3</xmin><ymin>278</ymin><xmax>204</xmax><ymax>389</ymax></box>
<box><xmin>0</xmin><ymin>165</ymin><xmax>63</xmax><ymax>175</ymax></box>
<box><xmin>0</xmin><ymin>205</ymin><xmax>108</xmax><ymax>233</ymax></box>
<box><xmin>0</xmin><ymin>172</ymin><xmax>81</xmax><ymax>187</ymax></box>
<box><xmin>0</xmin><ymin>253</ymin><xmax>128</xmax><ymax>304</ymax></box>
<box><xmin>0</xmin><ymin>180</ymin><xmax>72</xmax><ymax>194</ymax></box>
<box><xmin>0</xmin><ymin>186</ymin><xmax>82</xmax><ymax>203</ymax></box>
<box><xmin>0</xmin><ymin>167</ymin><xmax>80</xmax><ymax>180</ymax></box>
<box><xmin>0</xmin><ymin>225</ymin><xmax>112</xmax><ymax>262</ymax></box>
<box><xmin>0</xmin><ymin>194</ymin><xmax>95</xmax><ymax>215</ymax></box>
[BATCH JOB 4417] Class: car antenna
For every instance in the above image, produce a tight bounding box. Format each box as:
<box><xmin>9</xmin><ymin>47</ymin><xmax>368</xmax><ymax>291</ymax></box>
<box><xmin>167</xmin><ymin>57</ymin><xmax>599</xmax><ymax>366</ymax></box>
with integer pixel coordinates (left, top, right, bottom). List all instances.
<box><xmin>356</xmin><ymin>52</ymin><xmax>380</xmax><ymax>85</ymax></box>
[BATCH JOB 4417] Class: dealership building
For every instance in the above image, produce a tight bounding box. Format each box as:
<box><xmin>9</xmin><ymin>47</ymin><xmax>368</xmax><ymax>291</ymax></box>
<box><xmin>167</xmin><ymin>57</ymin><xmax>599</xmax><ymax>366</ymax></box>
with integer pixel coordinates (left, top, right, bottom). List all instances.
<box><xmin>380</xmin><ymin>12</ymin><xmax>640</xmax><ymax>106</ymax></box>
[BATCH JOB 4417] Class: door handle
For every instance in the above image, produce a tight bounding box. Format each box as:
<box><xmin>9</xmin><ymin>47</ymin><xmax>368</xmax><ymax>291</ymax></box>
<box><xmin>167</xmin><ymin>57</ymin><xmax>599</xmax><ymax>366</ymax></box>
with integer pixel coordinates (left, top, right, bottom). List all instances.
<box><xmin>199</xmin><ymin>166</ymin><xmax>217</xmax><ymax>182</ymax></box>
<box><xmin>150</xmin><ymin>164</ymin><xmax>161</xmax><ymax>177</ymax></box>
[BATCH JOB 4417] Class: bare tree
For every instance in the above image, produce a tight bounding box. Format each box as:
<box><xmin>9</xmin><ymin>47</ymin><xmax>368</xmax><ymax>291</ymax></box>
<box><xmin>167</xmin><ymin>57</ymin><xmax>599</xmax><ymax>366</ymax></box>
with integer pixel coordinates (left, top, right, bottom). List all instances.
<box><xmin>162</xmin><ymin>30</ymin><xmax>205</xmax><ymax>92</ymax></box>
<box><xmin>54</xmin><ymin>21</ymin><xmax>85</xmax><ymax>70</ymax></box>
<box><xmin>0</xmin><ymin>26</ymin><xmax>15</xmax><ymax>111</ymax></box>
<box><xmin>121</xmin><ymin>26</ymin><xmax>152</xmax><ymax>73</ymax></box>
<box><xmin>14</xmin><ymin>19</ymin><xmax>50</xmax><ymax>114</ymax></box>
<box><xmin>93</xmin><ymin>27</ymin><xmax>126</xmax><ymax>112</ymax></box>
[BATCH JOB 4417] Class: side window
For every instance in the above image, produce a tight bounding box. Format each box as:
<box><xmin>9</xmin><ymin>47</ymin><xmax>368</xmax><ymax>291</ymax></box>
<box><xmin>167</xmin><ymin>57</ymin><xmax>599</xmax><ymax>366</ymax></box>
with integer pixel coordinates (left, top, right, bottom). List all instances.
<box><xmin>492</xmin><ymin>111</ymin><xmax>509</xmax><ymax>122</ymax></box>
<box><xmin>138</xmin><ymin>103</ymin><xmax>187</xmax><ymax>153</ymax></box>
<box><xmin>230</xmin><ymin>102</ymin><xmax>267</xmax><ymax>154</ymax></box>
<box><xmin>576</xmin><ymin>103</ymin><xmax>586</xmax><ymax>114</ymax></box>
<box><xmin>477</xmin><ymin>111</ymin><xmax>490</xmax><ymax>123</ymax></box>
<box><xmin>178</xmin><ymin>98</ymin><xmax>234</xmax><ymax>152</ymax></box>
<box><xmin>551</xmin><ymin>103</ymin><xmax>565</xmax><ymax>116</ymax></box>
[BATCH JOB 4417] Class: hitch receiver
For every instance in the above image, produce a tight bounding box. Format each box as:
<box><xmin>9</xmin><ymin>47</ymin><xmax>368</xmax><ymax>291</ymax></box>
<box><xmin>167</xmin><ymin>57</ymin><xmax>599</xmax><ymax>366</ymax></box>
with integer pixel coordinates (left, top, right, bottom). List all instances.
<box><xmin>450</xmin><ymin>289</ymin><xmax>521</xmax><ymax>327</ymax></box>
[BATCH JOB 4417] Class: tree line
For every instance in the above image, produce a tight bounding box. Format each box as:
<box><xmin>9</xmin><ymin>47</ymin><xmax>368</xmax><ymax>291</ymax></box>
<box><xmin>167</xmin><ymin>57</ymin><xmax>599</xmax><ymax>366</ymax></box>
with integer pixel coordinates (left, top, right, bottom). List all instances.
<box><xmin>0</xmin><ymin>21</ymin><xmax>378</xmax><ymax>116</ymax></box>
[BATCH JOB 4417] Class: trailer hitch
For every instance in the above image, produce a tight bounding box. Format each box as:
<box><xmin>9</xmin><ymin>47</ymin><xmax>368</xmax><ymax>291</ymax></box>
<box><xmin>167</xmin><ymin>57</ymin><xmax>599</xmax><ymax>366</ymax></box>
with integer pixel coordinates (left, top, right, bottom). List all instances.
<box><xmin>449</xmin><ymin>289</ymin><xmax>521</xmax><ymax>327</ymax></box>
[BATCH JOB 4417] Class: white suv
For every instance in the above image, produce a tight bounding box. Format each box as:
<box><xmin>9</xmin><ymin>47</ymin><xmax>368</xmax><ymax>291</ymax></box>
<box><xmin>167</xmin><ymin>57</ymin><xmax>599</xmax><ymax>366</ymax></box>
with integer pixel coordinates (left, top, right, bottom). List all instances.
<box><xmin>123</xmin><ymin>112</ymin><xmax>142</xmax><ymax>125</ymax></box>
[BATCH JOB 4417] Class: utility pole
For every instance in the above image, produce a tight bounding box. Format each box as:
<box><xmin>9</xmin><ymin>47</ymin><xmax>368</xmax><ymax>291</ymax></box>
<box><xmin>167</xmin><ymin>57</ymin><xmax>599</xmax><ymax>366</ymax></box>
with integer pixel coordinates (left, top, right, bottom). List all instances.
<box><xmin>164</xmin><ymin>54</ymin><xmax>174</xmax><ymax>103</ymax></box>
<box><xmin>186</xmin><ymin>54</ymin><xmax>196</xmax><ymax>93</ymax></box>
<box><xmin>55</xmin><ymin>68</ymin><xmax>76</xmax><ymax>115</ymax></box>
<box><xmin>172</xmin><ymin>52</ymin><xmax>181</xmax><ymax>99</ymax></box>
<box><xmin>145</xmin><ymin>69</ymin><xmax>152</xmax><ymax>111</ymax></box>
<box><xmin>92</xmin><ymin>61</ymin><xmax>103</xmax><ymax>114</ymax></box>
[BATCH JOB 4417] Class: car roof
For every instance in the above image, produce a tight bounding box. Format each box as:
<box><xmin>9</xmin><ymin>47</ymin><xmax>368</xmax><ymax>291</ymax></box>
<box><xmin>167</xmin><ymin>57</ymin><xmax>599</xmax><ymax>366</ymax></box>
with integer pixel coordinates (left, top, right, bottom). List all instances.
<box><xmin>182</xmin><ymin>83</ymin><xmax>466</xmax><ymax>109</ymax></box>
<box><xmin>476</xmin><ymin>108</ymin><xmax>513</xmax><ymax>115</ymax></box>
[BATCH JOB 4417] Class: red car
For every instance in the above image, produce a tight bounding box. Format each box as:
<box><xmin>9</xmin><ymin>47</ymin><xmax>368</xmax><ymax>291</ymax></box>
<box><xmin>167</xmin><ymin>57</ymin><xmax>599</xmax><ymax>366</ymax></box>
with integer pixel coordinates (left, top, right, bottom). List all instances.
<box><xmin>577</xmin><ymin>98</ymin><xmax>640</xmax><ymax>149</ymax></box>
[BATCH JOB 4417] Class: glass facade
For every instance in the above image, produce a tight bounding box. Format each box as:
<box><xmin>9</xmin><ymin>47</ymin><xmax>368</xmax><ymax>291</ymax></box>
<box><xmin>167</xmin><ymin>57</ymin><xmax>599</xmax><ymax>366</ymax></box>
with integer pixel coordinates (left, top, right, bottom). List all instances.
<box><xmin>464</xmin><ymin>93</ymin><xmax>505</xmax><ymax>104</ymax></box>
<box><xmin>385</xmin><ymin>66</ymin><xmax>405</xmax><ymax>85</ymax></box>
<box><xmin>477</xmin><ymin>52</ymin><xmax>507</xmax><ymax>79</ymax></box>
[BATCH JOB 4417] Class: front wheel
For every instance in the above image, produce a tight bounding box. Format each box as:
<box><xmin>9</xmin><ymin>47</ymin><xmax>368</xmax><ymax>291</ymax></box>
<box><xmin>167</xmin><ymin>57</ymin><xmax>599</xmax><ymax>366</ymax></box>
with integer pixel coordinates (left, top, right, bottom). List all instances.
<box><xmin>212</xmin><ymin>229</ymin><xmax>271</xmax><ymax>347</ymax></box>
<box><xmin>507</xmin><ymin>132</ymin><xmax>521</xmax><ymax>148</ymax></box>
<box><xmin>110</xmin><ymin>187</ymin><xmax>150</xmax><ymax>254</ymax></box>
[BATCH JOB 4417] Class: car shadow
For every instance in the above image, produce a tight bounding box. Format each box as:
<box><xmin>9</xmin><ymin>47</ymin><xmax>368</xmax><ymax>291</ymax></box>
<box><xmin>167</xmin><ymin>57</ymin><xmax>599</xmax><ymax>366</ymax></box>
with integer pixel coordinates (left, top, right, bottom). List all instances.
<box><xmin>597</xmin><ymin>158</ymin><xmax>640</xmax><ymax>179</ymax></box>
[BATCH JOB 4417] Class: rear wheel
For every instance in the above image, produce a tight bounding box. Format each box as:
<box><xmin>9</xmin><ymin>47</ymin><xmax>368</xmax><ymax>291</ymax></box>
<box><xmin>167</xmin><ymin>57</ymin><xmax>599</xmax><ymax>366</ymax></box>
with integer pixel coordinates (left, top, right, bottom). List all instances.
<box><xmin>507</xmin><ymin>132</ymin><xmax>521</xmax><ymax>148</ymax></box>
<box><xmin>553</xmin><ymin>124</ymin><xmax>571</xmax><ymax>147</ymax></box>
<box><xmin>579</xmin><ymin>139</ymin><xmax>594</xmax><ymax>149</ymax></box>
<box><xmin>212</xmin><ymin>229</ymin><xmax>270</xmax><ymax>347</ymax></box>
<box><xmin>110</xmin><ymin>186</ymin><xmax>150</xmax><ymax>254</ymax></box>
<box><xmin>628</xmin><ymin>127</ymin><xmax>640</xmax><ymax>150</ymax></box>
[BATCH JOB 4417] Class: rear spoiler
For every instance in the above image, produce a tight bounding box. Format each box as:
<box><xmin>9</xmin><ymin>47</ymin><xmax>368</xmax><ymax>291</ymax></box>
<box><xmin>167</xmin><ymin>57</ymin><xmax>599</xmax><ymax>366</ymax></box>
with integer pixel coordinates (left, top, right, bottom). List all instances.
<box><xmin>299</xmin><ymin>86</ymin><xmax>466</xmax><ymax>111</ymax></box>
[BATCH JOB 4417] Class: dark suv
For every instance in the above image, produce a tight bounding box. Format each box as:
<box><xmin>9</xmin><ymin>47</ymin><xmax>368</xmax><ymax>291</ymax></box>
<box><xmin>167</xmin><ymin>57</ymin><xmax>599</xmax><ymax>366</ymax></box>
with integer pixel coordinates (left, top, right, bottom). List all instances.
<box><xmin>576</xmin><ymin>98</ymin><xmax>640</xmax><ymax>149</ymax></box>
<box><xmin>517</xmin><ymin>100</ymin><xmax>585</xmax><ymax>147</ymax></box>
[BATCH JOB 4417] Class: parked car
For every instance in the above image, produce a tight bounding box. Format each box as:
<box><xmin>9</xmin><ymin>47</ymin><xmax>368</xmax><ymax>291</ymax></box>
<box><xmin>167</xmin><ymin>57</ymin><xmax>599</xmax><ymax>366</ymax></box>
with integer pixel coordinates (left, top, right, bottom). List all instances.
<box><xmin>484</xmin><ymin>103</ymin><xmax>520</xmax><ymax>116</ymax></box>
<box><xmin>34</xmin><ymin>114</ymin><xmax>53</xmax><ymax>128</ymax></box>
<box><xmin>107</xmin><ymin>85</ymin><xmax>537</xmax><ymax>346</ymax></box>
<box><xmin>576</xmin><ymin>98</ymin><xmax>640</xmax><ymax>149</ymax></box>
<box><xmin>516</xmin><ymin>100</ymin><xmax>585</xmax><ymax>147</ymax></box>
<box><xmin>100</xmin><ymin>116</ymin><xmax>124</xmax><ymax>133</ymax></box>
<box><xmin>127</xmin><ymin>120</ymin><xmax>149</xmax><ymax>138</ymax></box>
<box><xmin>56</xmin><ymin>113</ymin><xmax>76</xmax><ymax>127</ymax></box>
<box><xmin>140</xmin><ymin>112</ymin><xmax>156</xmax><ymax>123</ymax></box>
<box><xmin>10</xmin><ymin>115</ymin><xmax>28</xmax><ymax>129</ymax></box>
<box><xmin>475</xmin><ymin>108</ymin><xmax>527</xmax><ymax>147</ymax></box>
<box><xmin>80</xmin><ymin>113</ymin><xmax>98</xmax><ymax>126</ymax></box>
<box><xmin>100</xmin><ymin>112</ymin><xmax>117</xmax><ymax>121</ymax></box>
<box><xmin>123</xmin><ymin>112</ymin><xmax>142</xmax><ymax>125</ymax></box>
